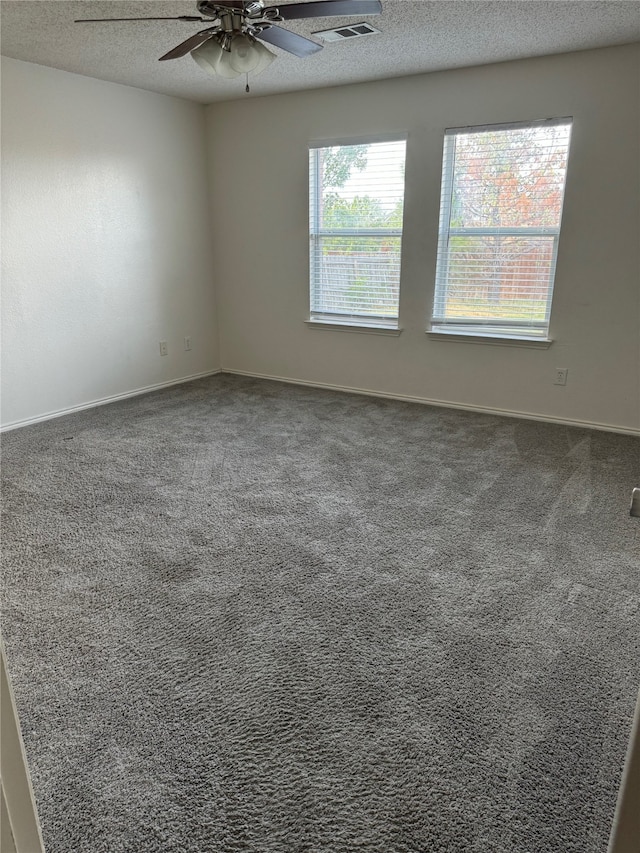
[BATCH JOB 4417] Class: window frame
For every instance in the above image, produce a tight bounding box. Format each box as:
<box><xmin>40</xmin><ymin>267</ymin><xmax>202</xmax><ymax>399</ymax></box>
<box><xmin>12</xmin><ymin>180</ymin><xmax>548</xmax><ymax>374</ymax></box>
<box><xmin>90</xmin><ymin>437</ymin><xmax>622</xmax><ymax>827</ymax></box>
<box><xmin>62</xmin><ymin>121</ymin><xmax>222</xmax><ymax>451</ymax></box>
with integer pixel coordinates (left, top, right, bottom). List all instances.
<box><xmin>308</xmin><ymin>134</ymin><xmax>408</xmax><ymax>331</ymax></box>
<box><xmin>430</xmin><ymin>117</ymin><xmax>572</xmax><ymax>342</ymax></box>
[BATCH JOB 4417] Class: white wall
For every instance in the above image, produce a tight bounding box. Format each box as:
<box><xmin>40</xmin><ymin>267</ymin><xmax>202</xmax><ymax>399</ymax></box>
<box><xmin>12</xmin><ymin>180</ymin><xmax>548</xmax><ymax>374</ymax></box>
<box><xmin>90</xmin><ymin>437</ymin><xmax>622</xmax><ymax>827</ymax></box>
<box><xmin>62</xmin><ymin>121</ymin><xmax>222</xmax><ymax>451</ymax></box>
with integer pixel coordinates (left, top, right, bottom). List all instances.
<box><xmin>206</xmin><ymin>45</ymin><xmax>640</xmax><ymax>433</ymax></box>
<box><xmin>2</xmin><ymin>47</ymin><xmax>639</xmax><ymax>433</ymax></box>
<box><xmin>1</xmin><ymin>58</ymin><xmax>219</xmax><ymax>429</ymax></box>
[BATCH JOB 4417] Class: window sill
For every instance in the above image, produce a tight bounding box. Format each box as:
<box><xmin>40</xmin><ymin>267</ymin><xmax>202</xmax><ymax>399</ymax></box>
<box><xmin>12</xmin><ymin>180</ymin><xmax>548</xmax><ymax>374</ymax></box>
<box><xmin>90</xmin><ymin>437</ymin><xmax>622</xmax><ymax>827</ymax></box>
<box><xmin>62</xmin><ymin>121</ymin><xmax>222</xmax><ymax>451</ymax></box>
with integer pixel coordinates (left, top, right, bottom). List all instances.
<box><xmin>306</xmin><ymin>320</ymin><xmax>402</xmax><ymax>337</ymax></box>
<box><xmin>426</xmin><ymin>328</ymin><xmax>553</xmax><ymax>348</ymax></box>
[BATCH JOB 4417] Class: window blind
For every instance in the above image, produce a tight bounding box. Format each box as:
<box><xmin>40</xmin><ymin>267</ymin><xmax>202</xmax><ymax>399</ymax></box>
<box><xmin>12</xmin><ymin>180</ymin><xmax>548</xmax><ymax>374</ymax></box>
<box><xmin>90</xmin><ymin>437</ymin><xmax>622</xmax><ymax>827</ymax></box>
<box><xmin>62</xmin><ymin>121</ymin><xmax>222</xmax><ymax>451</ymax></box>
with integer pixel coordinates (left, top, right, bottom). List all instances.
<box><xmin>309</xmin><ymin>138</ymin><xmax>407</xmax><ymax>328</ymax></box>
<box><xmin>432</xmin><ymin>119</ymin><xmax>572</xmax><ymax>338</ymax></box>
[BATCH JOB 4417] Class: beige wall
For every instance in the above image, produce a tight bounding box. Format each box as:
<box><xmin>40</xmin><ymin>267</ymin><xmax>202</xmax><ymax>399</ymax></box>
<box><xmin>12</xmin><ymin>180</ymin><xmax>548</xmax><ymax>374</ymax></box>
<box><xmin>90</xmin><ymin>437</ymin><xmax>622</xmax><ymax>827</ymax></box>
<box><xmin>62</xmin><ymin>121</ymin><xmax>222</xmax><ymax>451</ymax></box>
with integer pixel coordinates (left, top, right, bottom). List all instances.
<box><xmin>206</xmin><ymin>44</ymin><xmax>640</xmax><ymax>433</ymax></box>
<box><xmin>1</xmin><ymin>58</ymin><xmax>219</xmax><ymax>429</ymax></box>
<box><xmin>2</xmin><ymin>47</ymin><xmax>638</xmax><ymax>432</ymax></box>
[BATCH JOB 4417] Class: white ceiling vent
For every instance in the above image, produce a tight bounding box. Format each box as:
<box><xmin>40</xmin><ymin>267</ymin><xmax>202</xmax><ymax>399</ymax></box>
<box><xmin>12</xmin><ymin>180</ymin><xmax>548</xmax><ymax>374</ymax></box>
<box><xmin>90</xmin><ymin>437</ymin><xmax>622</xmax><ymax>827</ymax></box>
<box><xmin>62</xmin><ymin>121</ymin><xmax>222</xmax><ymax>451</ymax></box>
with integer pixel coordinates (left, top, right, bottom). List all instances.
<box><xmin>312</xmin><ymin>22</ymin><xmax>381</xmax><ymax>43</ymax></box>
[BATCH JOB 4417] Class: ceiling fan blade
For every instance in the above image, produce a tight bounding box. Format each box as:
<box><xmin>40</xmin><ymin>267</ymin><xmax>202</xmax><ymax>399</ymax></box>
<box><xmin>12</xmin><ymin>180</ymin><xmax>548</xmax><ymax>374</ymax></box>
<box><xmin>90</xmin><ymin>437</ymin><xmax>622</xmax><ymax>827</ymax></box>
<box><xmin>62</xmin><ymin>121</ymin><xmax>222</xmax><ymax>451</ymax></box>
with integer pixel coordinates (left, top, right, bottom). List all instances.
<box><xmin>265</xmin><ymin>0</ymin><xmax>382</xmax><ymax>20</ymax></box>
<box><xmin>159</xmin><ymin>29</ymin><xmax>217</xmax><ymax>61</ymax></box>
<box><xmin>75</xmin><ymin>16</ymin><xmax>206</xmax><ymax>22</ymax></box>
<box><xmin>257</xmin><ymin>24</ymin><xmax>322</xmax><ymax>57</ymax></box>
<box><xmin>199</xmin><ymin>0</ymin><xmax>246</xmax><ymax>8</ymax></box>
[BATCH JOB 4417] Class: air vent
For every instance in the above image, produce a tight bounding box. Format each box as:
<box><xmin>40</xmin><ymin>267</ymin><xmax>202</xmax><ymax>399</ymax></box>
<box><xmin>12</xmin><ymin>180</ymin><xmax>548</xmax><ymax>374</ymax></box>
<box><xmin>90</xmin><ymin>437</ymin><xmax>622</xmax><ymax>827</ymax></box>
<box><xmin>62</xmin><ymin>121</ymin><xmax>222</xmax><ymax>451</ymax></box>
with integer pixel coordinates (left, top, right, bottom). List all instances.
<box><xmin>312</xmin><ymin>22</ymin><xmax>380</xmax><ymax>42</ymax></box>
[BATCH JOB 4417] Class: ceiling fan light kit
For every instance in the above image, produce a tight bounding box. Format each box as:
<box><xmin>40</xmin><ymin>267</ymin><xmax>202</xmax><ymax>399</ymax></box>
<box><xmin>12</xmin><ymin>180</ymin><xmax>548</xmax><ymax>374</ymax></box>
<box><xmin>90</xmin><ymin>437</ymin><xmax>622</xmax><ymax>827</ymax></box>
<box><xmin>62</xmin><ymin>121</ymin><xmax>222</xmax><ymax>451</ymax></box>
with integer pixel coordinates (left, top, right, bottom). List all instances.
<box><xmin>75</xmin><ymin>0</ymin><xmax>383</xmax><ymax>90</ymax></box>
<box><xmin>191</xmin><ymin>34</ymin><xmax>276</xmax><ymax>78</ymax></box>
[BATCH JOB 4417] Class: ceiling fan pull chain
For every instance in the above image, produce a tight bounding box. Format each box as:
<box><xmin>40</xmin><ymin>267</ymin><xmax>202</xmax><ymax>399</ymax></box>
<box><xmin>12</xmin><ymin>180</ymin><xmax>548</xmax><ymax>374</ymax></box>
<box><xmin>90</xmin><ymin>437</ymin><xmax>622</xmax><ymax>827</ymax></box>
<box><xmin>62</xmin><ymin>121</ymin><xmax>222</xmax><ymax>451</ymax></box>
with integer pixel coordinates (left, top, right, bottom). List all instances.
<box><xmin>246</xmin><ymin>73</ymin><xmax>250</xmax><ymax>93</ymax></box>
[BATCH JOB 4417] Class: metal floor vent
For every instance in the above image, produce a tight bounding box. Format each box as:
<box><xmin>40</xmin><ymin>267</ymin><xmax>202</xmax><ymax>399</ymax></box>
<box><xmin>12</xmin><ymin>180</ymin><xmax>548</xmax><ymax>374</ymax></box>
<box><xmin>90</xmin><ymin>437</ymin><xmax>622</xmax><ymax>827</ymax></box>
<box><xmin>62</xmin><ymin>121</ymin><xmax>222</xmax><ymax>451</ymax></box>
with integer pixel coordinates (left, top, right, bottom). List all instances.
<box><xmin>312</xmin><ymin>21</ymin><xmax>380</xmax><ymax>42</ymax></box>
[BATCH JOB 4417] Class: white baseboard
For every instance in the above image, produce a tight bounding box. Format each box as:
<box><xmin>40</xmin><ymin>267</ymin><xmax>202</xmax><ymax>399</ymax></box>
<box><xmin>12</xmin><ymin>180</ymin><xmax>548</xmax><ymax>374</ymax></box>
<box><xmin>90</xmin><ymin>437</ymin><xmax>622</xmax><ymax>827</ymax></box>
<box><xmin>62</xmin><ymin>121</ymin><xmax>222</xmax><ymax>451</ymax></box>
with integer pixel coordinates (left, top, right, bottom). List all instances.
<box><xmin>0</xmin><ymin>370</ymin><xmax>222</xmax><ymax>433</ymax></box>
<box><xmin>3</xmin><ymin>367</ymin><xmax>637</xmax><ymax>436</ymax></box>
<box><xmin>221</xmin><ymin>368</ymin><xmax>640</xmax><ymax>436</ymax></box>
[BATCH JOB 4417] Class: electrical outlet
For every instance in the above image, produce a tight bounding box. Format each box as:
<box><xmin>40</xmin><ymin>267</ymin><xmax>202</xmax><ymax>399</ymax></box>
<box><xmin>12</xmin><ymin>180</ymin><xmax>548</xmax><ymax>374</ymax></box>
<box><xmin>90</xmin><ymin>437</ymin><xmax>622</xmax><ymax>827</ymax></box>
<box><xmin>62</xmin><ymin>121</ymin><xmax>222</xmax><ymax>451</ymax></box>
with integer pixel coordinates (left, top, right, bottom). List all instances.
<box><xmin>184</xmin><ymin>336</ymin><xmax>192</xmax><ymax>352</ymax></box>
<box><xmin>159</xmin><ymin>341</ymin><xmax>168</xmax><ymax>357</ymax></box>
<box><xmin>554</xmin><ymin>367</ymin><xmax>568</xmax><ymax>386</ymax></box>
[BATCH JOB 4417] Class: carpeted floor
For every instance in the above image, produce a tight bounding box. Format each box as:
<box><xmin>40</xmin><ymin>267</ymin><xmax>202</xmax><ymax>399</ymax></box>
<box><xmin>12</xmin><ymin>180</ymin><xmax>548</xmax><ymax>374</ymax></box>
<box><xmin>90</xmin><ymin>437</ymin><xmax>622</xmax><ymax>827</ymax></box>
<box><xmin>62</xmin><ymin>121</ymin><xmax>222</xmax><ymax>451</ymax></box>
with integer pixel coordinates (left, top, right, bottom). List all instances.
<box><xmin>1</xmin><ymin>373</ymin><xmax>639</xmax><ymax>853</ymax></box>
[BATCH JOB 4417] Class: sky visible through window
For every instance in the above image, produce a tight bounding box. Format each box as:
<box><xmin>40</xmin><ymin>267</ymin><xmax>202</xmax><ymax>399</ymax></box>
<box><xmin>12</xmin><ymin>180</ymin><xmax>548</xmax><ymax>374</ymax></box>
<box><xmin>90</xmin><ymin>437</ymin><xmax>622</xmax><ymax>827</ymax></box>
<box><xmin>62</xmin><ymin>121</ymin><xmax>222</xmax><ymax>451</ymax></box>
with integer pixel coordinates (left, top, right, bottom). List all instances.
<box><xmin>327</xmin><ymin>140</ymin><xmax>407</xmax><ymax>215</ymax></box>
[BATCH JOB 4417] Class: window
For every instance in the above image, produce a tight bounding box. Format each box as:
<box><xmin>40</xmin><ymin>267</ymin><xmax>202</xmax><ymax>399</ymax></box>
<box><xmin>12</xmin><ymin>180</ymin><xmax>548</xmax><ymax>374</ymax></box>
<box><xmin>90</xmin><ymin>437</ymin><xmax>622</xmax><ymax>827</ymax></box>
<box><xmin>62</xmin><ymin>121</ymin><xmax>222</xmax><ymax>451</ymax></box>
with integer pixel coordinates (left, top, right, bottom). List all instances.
<box><xmin>309</xmin><ymin>137</ymin><xmax>407</xmax><ymax>330</ymax></box>
<box><xmin>431</xmin><ymin>118</ymin><xmax>572</xmax><ymax>340</ymax></box>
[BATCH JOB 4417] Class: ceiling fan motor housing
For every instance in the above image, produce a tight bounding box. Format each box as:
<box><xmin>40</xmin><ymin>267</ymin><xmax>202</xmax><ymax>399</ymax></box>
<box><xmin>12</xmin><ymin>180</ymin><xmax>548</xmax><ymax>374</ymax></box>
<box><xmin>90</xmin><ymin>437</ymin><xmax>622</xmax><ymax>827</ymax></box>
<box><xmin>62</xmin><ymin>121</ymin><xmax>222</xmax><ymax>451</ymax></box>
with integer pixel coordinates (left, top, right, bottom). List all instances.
<box><xmin>245</xmin><ymin>1</ymin><xmax>268</xmax><ymax>16</ymax></box>
<box><xmin>197</xmin><ymin>1</ymin><xmax>268</xmax><ymax>19</ymax></box>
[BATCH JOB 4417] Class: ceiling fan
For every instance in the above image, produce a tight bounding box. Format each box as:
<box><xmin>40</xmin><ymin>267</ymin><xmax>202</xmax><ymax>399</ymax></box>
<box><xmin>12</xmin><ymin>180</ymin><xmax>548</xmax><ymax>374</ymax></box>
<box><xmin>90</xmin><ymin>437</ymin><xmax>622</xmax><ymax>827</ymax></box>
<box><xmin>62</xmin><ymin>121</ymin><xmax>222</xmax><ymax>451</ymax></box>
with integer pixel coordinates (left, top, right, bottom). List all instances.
<box><xmin>75</xmin><ymin>1</ymin><xmax>383</xmax><ymax>88</ymax></box>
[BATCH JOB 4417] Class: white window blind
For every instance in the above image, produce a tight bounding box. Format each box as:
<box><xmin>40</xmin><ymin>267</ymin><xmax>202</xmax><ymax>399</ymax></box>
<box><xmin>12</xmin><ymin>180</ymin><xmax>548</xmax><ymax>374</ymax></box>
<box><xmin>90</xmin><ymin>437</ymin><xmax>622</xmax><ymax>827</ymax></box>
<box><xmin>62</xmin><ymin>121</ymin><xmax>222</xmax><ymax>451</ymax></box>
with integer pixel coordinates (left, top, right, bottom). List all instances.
<box><xmin>309</xmin><ymin>138</ymin><xmax>407</xmax><ymax>328</ymax></box>
<box><xmin>431</xmin><ymin>119</ymin><xmax>572</xmax><ymax>339</ymax></box>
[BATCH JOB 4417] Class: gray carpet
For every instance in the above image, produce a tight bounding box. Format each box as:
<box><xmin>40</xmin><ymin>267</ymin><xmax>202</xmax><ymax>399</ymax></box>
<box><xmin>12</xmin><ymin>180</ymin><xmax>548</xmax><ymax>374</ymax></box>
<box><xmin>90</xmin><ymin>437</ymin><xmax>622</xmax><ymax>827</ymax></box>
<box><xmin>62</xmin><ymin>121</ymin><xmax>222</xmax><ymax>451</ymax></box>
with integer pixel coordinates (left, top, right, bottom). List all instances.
<box><xmin>2</xmin><ymin>374</ymin><xmax>639</xmax><ymax>853</ymax></box>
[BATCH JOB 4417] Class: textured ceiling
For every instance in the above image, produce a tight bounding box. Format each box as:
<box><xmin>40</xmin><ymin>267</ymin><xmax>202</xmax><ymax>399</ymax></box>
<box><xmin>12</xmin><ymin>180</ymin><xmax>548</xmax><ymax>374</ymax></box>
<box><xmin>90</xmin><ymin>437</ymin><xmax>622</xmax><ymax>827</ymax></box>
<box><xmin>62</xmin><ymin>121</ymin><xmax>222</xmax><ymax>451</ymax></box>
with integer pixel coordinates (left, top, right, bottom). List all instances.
<box><xmin>1</xmin><ymin>0</ymin><xmax>639</xmax><ymax>103</ymax></box>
